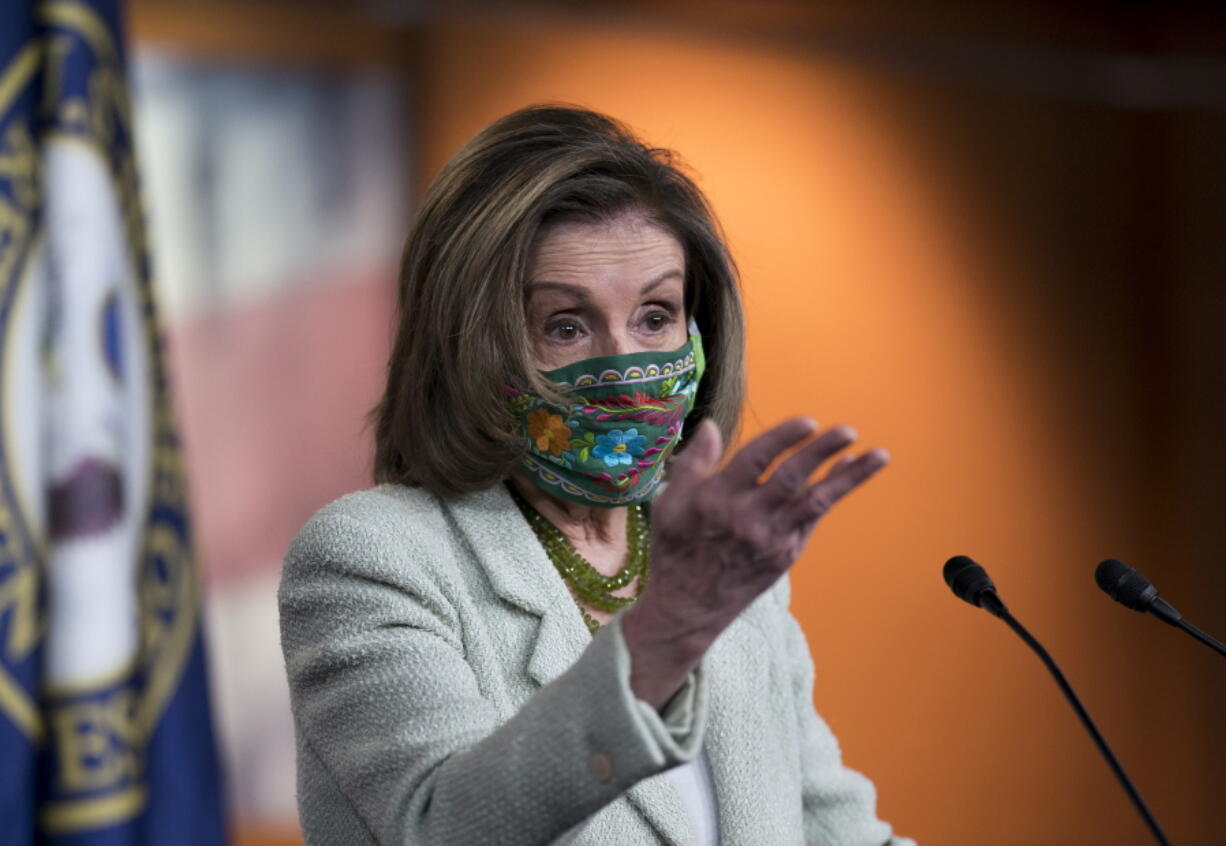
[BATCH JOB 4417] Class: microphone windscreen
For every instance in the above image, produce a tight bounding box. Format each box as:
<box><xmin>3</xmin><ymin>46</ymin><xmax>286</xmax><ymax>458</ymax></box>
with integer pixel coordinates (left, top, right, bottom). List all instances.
<box><xmin>944</xmin><ymin>555</ymin><xmax>995</xmax><ymax>606</ymax></box>
<box><xmin>1095</xmin><ymin>559</ymin><xmax>1156</xmax><ymax>610</ymax></box>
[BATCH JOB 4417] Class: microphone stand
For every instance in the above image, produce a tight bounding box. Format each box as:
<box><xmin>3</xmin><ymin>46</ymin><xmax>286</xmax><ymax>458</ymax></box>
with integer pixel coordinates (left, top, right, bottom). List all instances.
<box><xmin>947</xmin><ymin>557</ymin><xmax>1173</xmax><ymax>846</ymax></box>
<box><xmin>997</xmin><ymin>608</ymin><xmax>1171</xmax><ymax>846</ymax></box>
<box><xmin>1172</xmin><ymin>618</ymin><xmax>1226</xmax><ymax>659</ymax></box>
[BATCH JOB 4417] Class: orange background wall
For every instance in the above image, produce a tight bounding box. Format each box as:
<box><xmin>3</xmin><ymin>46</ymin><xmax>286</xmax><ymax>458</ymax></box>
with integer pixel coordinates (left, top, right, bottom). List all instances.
<box><xmin>410</xmin><ymin>13</ymin><xmax>1223</xmax><ymax>846</ymax></box>
<box><xmin>131</xmin><ymin>3</ymin><xmax>1226</xmax><ymax>844</ymax></box>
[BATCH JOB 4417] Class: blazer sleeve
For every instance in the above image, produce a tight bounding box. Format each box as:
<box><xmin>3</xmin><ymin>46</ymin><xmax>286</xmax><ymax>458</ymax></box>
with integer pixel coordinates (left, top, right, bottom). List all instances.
<box><xmin>279</xmin><ymin>508</ymin><xmax>709</xmax><ymax>846</ymax></box>
<box><xmin>774</xmin><ymin>575</ymin><xmax>917</xmax><ymax>846</ymax></box>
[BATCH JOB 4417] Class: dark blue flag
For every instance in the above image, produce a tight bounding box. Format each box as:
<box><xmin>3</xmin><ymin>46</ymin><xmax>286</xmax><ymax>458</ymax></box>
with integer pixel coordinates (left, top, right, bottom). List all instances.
<box><xmin>0</xmin><ymin>2</ymin><xmax>228</xmax><ymax>842</ymax></box>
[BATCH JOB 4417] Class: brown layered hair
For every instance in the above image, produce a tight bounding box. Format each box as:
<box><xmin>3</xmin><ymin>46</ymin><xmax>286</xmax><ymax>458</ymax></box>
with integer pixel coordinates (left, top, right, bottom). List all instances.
<box><xmin>370</xmin><ymin>104</ymin><xmax>745</xmax><ymax>497</ymax></box>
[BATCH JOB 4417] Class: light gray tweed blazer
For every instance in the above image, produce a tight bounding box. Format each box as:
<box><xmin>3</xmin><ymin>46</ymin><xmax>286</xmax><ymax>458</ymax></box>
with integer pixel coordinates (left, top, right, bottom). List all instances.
<box><xmin>279</xmin><ymin>482</ymin><xmax>914</xmax><ymax>845</ymax></box>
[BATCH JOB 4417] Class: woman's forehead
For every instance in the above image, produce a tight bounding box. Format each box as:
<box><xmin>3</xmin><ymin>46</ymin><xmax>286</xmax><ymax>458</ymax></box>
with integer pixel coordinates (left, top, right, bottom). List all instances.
<box><xmin>526</xmin><ymin>215</ymin><xmax>685</xmax><ymax>299</ymax></box>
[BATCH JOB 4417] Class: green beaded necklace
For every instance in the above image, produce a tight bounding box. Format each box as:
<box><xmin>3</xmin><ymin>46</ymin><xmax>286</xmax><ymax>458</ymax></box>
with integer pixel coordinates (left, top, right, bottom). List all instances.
<box><xmin>507</xmin><ymin>483</ymin><xmax>651</xmax><ymax>636</ymax></box>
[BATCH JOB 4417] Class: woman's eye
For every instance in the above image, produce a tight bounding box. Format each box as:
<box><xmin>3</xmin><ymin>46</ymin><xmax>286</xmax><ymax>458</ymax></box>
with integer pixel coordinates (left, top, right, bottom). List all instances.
<box><xmin>546</xmin><ymin>320</ymin><xmax>582</xmax><ymax>341</ymax></box>
<box><xmin>643</xmin><ymin>311</ymin><xmax>673</xmax><ymax>332</ymax></box>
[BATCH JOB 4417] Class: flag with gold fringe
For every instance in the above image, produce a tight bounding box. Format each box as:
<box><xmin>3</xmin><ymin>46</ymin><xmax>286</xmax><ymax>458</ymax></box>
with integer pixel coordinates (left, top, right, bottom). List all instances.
<box><xmin>0</xmin><ymin>1</ymin><xmax>227</xmax><ymax>841</ymax></box>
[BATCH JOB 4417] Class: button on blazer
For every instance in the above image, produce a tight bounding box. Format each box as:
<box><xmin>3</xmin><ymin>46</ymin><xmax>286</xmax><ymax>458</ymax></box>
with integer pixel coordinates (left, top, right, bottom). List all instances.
<box><xmin>279</xmin><ymin>482</ymin><xmax>913</xmax><ymax>845</ymax></box>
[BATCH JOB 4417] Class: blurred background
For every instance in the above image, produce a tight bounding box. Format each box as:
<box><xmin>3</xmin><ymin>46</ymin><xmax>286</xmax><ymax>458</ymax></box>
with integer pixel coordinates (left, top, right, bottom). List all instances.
<box><xmin>124</xmin><ymin>1</ymin><xmax>1226</xmax><ymax>843</ymax></box>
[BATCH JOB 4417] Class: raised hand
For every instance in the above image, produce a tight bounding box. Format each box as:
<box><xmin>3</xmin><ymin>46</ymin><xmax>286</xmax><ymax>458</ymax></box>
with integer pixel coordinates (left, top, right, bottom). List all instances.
<box><xmin>623</xmin><ymin>417</ymin><xmax>889</xmax><ymax>708</ymax></box>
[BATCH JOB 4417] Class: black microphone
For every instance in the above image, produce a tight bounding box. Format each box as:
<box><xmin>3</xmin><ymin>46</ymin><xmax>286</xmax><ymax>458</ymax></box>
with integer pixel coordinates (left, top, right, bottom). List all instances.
<box><xmin>1096</xmin><ymin>558</ymin><xmax>1226</xmax><ymax>659</ymax></box>
<box><xmin>943</xmin><ymin>555</ymin><xmax>1171</xmax><ymax>846</ymax></box>
<box><xmin>943</xmin><ymin>555</ymin><xmax>1008</xmax><ymax>618</ymax></box>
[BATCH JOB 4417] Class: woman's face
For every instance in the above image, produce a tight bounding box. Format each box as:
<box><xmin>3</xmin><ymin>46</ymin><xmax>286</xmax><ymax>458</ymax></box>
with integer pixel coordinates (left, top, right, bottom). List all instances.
<box><xmin>525</xmin><ymin>212</ymin><xmax>688</xmax><ymax>371</ymax></box>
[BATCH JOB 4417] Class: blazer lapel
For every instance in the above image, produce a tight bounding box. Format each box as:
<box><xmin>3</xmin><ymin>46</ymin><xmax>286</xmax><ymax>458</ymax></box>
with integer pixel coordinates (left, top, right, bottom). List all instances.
<box><xmin>444</xmin><ymin>484</ymin><xmax>586</xmax><ymax>687</ymax></box>
<box><xmin>444</xmin><ymin>483</ymin><xmax>695</xmax><ymax>846</ymax></box>
<box><xmin>696</xmin><ymin>617</ymin><xmax>774</xmax><ymax>845</ymax></box>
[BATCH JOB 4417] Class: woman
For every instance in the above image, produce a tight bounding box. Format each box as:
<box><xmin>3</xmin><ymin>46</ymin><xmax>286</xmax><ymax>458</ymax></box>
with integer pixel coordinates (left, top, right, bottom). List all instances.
<box><xmin>280</xmin><ymin>105</ymin><xmax>913</xmax><ymax>845</ymax></box>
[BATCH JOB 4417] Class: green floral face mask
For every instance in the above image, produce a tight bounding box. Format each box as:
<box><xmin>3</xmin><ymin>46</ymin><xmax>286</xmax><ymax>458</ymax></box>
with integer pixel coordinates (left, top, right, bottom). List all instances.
<box><xmin>509</xmin><ymin>325</ymin><xmax>706</xmax><ymax>507</ymax></box>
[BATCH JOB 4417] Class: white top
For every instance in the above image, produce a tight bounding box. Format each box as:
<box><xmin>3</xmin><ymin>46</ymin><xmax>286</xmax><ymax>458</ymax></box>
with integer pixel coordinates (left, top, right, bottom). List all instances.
<box><xmin>664</xmin><ymin>743</ymin><xmax>721</xmax><ymax>845</ymax></box>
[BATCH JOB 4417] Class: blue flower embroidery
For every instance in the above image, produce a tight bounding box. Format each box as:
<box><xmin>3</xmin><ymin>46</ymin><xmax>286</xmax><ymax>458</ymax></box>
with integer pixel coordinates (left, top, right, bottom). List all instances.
<box><xmin>593</xmin><ymin>428</ymin><xmax>646</xmax><ymax>467</ymax></box>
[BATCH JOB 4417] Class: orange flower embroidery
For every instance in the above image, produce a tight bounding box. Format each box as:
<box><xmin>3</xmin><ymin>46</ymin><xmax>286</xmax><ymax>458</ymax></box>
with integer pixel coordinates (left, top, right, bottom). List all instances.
<box><xmin>526</xmin><ymin>409</ymin><xmax>572</xmax><ymax>456</ymax></box>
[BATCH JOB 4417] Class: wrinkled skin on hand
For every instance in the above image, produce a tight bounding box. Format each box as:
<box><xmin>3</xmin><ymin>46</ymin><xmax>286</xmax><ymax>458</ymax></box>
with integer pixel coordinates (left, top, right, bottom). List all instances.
<box><xmin>641</xmin><ymin>417</ymin><xmax>890</xmax><ymax>641</ymax></box>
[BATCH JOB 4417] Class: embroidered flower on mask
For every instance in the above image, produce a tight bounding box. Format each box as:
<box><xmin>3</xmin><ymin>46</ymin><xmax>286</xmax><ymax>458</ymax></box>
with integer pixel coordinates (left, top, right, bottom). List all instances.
<box><xmin>526</xmin><ymin>409</ymin><xmax>572</xmax><ymax>456</ymax></box>
<box><xmin>593</xmin><ymin>428</ymin><xmax>646</xmax><ymax>467</ymax></box>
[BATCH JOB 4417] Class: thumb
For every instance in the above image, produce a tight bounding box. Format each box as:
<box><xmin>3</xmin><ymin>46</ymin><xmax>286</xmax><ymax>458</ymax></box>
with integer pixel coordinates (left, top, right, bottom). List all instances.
<box><xmin>666</xmin><ymin>419</ymin><xmax>722</xmax><ymax>490</ymax></box>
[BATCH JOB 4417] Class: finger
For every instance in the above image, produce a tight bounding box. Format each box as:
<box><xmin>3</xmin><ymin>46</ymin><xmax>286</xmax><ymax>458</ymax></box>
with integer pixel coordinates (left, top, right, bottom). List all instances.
<box><xmin>758</xmin><ymin>425</ymin><xmax>857</xmax><ymax>505</ymax></box>
<box><xmin>828</xmin><ymin>453</ymin><xmax>857</xmax><ymax>475</ymax></box>
<box><xmin>665</xmin><ymin>419</ymin><xmax>723</xmax><ymax>491</ymax></box>
<box><xmin>720</xmin><ymin>417</ymin><xmax>819</xmax><ymax>488</ymax></box>
<box><xmin>792</xmin><ymin>447</ymin><xmax>890</xmax><ymax>523</ymax></box>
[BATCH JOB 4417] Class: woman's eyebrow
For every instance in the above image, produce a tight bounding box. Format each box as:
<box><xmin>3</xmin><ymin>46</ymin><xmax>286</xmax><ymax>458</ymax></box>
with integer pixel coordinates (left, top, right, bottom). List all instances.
<box><xmin>526</xmin><ymin>269</ymin><xmax>683</xmax><ymax>298</ymax></box>
<box><xmin>640</xmin><ymin>269</ymin><xmax>684</xmax><ymax>295</ymax></box>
